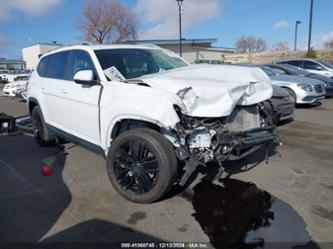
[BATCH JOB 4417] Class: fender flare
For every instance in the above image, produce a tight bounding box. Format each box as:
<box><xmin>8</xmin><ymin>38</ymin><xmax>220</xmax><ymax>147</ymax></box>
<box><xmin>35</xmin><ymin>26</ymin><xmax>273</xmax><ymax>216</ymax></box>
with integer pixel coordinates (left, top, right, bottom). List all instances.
<box><xmin>28</xmin><ymin>97</ymin><xmax>40</xmax><ymax>115</ymax></box>
<box><xmin>104</xmin><ymin>115</ymin><xmax>177</xmax><ymax>150</ymax></box>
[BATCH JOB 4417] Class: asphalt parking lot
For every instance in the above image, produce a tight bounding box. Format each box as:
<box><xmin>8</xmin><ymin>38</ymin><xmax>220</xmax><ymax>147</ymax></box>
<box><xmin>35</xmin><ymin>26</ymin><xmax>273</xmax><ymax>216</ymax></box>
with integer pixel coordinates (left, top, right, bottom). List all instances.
<box><xmin>0</xmin><ymin>93</ymin><xmax>333</xmax><ymax>248</ymax></box>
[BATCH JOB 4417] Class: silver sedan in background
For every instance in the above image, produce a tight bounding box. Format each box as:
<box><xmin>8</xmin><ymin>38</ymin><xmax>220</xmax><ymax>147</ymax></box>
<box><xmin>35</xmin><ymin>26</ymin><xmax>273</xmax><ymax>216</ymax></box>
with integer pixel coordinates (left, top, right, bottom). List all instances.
<box><xmin>260</xmin><ymin>65</ymin><xmax>326</xmax><ymax>104</ymax></box>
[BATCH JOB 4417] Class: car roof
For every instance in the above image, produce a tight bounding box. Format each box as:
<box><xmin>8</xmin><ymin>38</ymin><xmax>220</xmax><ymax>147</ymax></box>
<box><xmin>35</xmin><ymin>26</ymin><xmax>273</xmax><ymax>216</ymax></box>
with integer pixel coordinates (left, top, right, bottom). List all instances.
<box><xmin>41</xmin><ymin>44</ymin><xmax>162</xmax><ymax>58</ymax></box>
<box><xmin>275</xmin><ymin>58</ymin><xmax>320</xmax><ymax>63</ymax></box>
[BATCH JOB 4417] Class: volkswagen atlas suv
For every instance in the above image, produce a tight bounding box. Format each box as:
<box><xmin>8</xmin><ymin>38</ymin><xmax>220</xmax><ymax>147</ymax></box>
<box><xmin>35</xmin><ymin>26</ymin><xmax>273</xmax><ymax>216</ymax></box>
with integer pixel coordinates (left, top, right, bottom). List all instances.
<box><xmin>27</xmin><ymin>44</ymin><xmax>278</xmax><ymax>203</ymax></box>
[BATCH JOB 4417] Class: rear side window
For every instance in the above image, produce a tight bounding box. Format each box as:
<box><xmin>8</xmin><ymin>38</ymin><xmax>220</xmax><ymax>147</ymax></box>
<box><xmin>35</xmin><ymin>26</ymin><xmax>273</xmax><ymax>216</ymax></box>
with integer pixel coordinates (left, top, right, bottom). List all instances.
<box><xmin>37</xmin><ymin>56</ymin><xmax>49</xmax><ymax>77</ymax></box>
<box><xmin>285</xmin><ymin>60</ymin><xmax>302</xmax><ymax>67</ymax></box>
<box><xmin>303</xmin><ymin>60</ymin><xmax>320</xmax><ymax>70</ymax></box>
<box><xmin>46</xmin><ymin>52</ymin><xmax>68</xmax><ymax>79</ymax></box>
<box><xmin>65</xmin><ymin>50</ymin><xmax>97</xmax><ymax>80</ymax></box>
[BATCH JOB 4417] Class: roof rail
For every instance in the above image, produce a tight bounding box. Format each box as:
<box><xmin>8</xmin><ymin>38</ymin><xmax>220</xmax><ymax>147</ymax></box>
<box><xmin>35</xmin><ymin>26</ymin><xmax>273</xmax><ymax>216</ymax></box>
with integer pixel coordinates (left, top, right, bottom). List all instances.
<box><xmin>141</xmin><ymin>44</ymin><xmax>161</xmax><ymax>48</ymax></box>
<box><xmin>82</xmin><ymin>42</ymin><xmax>92</xmax><ymax>46</ymax></box>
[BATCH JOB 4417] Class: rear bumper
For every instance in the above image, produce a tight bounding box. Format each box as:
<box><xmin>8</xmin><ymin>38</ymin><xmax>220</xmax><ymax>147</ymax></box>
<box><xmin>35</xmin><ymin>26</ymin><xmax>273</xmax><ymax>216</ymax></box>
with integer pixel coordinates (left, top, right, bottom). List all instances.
<box><xmin>2</xmin><ymin>90</ymin><xmax>15</xmax><ymax>97</ymax></box>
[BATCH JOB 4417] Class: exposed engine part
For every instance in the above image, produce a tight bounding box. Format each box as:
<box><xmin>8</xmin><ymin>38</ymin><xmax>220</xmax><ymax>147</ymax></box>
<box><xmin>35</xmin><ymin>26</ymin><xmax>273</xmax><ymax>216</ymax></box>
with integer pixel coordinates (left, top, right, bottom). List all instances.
<box><xmin>187</xmin><ymin>130</ymin><xmax>212</xmax><ymax>148</ymax></box>
<box><xmin>180</xmin><ymin>155</ymin><xmax>204</xmax><ymax>186</ymax></box>
<box><xmin>173</xmin><ymin>103</ymin><xmax>278</xmax><ymax>187</ymax></box>
<box><xmin>224</xmin><ymin>106</ymin><xmax>260</xmax><ymax>132</ymax></box>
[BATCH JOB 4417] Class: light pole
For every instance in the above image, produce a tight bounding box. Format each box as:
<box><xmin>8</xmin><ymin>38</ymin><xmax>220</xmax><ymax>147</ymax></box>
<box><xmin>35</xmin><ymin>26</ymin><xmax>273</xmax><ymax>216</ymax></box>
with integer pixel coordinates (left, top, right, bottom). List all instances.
<box><xmin>176</xmin><ymin>0</ymin><xmax>184</xmax><ymax>57</ymax></box>
<box><xmin>294</xmin><ymin>20</ymin><xmax>301</xmax><ymax>51</ymax></box>
<box><xmin>308</xmin><ymin>0</ymin><xmax>314</xmax><ymax>52</ymax></box>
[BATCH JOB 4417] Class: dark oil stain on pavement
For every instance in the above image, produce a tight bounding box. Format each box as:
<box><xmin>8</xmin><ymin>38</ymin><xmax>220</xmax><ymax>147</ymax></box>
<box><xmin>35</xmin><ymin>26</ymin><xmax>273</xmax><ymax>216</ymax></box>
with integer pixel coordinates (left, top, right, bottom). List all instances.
<box><xmin>312</xmin><ymin>206</ymin><xmax>333</xmax><ymax>222</ymax></box>
<box><xmin>320</xmin><ymin>183</ymin><xmax>333</xmax><ymax>190</ymax></box>
<box><xmin>192</xmin><ymin>179</ymin><xmax>312</xmax><ymax>249</ymax></box>
<box><xmin>127</xmin><ymin>211</ymin><xmax>147</xmax><ymax>225</ymax></box>
<box><xmin>177</xmin><ymin>224</ymin><xmax>189</xmax><ymax>233</ymax></box>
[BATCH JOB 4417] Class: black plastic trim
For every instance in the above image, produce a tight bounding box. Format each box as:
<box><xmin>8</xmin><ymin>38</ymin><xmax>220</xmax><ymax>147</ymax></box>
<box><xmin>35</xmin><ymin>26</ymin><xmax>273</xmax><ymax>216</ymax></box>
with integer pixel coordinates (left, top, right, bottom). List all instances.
<box><xmin>46</xmin><ymin>124</ymin><xmax>105</xmax><ymax>157</ymax></box>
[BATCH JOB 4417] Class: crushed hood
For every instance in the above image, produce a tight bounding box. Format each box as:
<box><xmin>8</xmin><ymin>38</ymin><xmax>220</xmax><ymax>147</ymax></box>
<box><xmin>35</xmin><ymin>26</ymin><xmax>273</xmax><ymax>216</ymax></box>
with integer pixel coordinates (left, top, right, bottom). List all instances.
<box><xmin>139</xmin><ymin>64</ymin><xmax>273</xmax><ymax>117</ymax></box>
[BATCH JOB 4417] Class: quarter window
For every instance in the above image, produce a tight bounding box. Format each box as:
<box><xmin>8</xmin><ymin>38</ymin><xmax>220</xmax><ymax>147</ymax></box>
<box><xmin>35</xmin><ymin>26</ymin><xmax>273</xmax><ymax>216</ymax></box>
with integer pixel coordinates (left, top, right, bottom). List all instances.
<box><xmin>37</xmin><ymin>56</ymin><xmax>49</xmax><ymax>77</ymax></box>
<box><xmin>286</xmin><ymin>60</ymin><xmax>302</xmax><ymax>67</ymax></box>
<box><xmin>303</xmin><ymin>60</ymin><xmax>321</xmax><ymax>70</ymax></box>
<box><xmin>46</xmin><ymin>52</ymin><xmax>68</xmax><ymax>79</ymax></box>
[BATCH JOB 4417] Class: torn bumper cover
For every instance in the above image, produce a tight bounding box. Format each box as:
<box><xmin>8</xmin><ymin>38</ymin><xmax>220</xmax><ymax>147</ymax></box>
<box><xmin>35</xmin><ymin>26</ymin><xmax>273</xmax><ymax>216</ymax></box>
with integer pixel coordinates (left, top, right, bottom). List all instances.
<box><xmin>173</xmin><ymin>104</ymin><xmax>278</xmax><ymax>185</ymax></box>
<box><xmin>214</xmin><ymin>127</ymin><xmax>277</xmax><ymax>161</ymax></box>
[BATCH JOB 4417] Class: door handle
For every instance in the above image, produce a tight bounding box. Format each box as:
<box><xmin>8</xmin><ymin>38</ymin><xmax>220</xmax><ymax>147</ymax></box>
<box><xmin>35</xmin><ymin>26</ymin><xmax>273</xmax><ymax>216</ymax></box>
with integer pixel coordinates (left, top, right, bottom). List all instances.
<box><xmin>61</xmin><ymin>89</ymin><xmax>69</xmax><ymax>94</ymax></box>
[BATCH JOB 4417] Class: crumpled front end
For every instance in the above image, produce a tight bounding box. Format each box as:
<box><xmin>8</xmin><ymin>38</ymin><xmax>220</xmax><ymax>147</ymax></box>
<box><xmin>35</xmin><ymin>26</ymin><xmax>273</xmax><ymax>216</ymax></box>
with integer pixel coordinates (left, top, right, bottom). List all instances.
<box><xmin>169</xmin><ymin>102</ymin><xmax>278</xmax><ymax>185</ymax></box>
<box><xmin>140</xmin><ymin>65</ymin><xmax>273</xmax><ymax>117</ymax></box>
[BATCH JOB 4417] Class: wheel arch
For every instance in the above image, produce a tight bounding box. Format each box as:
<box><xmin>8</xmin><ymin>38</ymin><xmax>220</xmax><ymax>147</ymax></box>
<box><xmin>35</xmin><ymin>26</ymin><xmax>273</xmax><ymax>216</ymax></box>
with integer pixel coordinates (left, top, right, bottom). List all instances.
<box><xmin>105</xmin><ymin>116</ymin><xmax>174</xmax><ymax>151</ymax></box>
<box><xmin>28</xmin><ymin>97</ymin><xmax>39</xmax><ymax>115</ymax></box>
<box><xmin>280</xmin><ymin>86</ymin><xmax>297</xmax><ymax>101</ymax></box>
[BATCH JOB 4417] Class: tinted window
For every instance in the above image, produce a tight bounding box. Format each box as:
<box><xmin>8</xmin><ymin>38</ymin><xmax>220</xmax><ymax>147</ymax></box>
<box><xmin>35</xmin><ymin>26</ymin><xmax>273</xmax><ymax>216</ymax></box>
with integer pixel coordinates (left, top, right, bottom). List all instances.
<box><xmin>46</xmin><ymin>52</ymin><xmax>68</xmax><ymax>79</ymax></box>
<box><xmin>281</xmin><ymin>64</ymin><xmax>309</xmax><ymax>76</ymax></box>
<box><xmin>318</xmin><ymin>60</ymin><xmax>333</xmax><ymax>69</ymax></box>
<box><xmin>260</xmin><ymin>66</ymin><xmax>278</xmax><ymax>77</ymax></box>
<box><xmin>303</xmin><ymin>60</ymin><xmax>321</xmax><ymax>70</ymax></box>
<box><xmin>271</xmin><ymin>68</ymin><xmax>287</xmax><ymax>75</ymax></box>
<box><xmin>37</xmin><ymin>56</ymin><xmax>49</xmax><ymax>77</ymax></box>
<box><xmin>286</xmin><ymin>60</ymin><xmax>302</xmax><ymax>67</ymax></box>
<box><xmin>66</xmin><ymin>50</ymin><xmax>97</xmax><ymax>80</ymax></box>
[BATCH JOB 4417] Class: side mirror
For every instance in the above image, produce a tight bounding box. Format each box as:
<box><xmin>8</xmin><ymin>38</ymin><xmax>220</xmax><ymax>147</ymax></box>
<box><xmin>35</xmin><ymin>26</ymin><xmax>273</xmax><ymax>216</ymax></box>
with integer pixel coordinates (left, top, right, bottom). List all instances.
<box><xmin>73</xmin><ymin>70</ymin><xmax>97</xmax><ymax>84</ymax></box>
<box><xmin>315</xmin><ymin>66</ymin><xmax>324</xmax><ymax>71</ymax></box>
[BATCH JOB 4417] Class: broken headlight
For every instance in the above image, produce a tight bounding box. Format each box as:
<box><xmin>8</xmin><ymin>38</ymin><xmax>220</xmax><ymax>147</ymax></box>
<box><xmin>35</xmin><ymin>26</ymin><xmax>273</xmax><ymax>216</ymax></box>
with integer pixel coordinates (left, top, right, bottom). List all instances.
<box><xmin>177</xmin><ymin>87</ymin><xmax>198</xmax><ymax>112</ymax></box>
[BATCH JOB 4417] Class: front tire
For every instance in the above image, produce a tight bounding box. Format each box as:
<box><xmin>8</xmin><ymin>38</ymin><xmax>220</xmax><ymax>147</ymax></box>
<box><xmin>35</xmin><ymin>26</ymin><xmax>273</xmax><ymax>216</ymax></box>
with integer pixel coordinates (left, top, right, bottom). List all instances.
<box><xmin>31</xmin><ymin>106</ymin><xmax>55</xmax><ymax>146</ymax></box>
<box><xmin>107</xmin><ymin>128</ymin><xmax>178</xmax><ymax>203</ymax></box>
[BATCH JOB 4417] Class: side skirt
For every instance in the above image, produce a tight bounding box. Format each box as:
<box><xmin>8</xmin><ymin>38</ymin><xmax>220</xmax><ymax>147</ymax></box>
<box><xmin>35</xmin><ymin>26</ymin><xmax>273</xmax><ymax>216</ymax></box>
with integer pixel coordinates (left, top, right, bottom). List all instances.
<box><xmin>46</xmin><ymin>124</ymin><xmax>106</xmax><ymax>157</ymax></box>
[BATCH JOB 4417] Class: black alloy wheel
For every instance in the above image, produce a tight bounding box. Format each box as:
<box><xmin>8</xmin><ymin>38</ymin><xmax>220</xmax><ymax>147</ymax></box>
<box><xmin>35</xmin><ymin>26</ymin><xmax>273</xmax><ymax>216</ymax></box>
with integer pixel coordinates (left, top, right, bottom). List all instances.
<box><xmin>107</xmin><ymin>128</ymin><xmax>178</xmax><ymax>203</ymax></box>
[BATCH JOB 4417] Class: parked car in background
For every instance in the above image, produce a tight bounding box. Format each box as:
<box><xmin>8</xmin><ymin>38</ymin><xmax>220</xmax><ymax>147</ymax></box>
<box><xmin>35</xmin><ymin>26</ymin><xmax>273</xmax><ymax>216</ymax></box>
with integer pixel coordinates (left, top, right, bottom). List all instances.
<box><xmin>0</xmin><ymin>70</ymin><xmax>9</xmax><ymax>83</ymax></box>
<box><xmin>275</xmin><ymin>59</ymin><xmax>333</xmax><ymax>78</ymax></box>
<box><xmin>238</xmin><ymin>64</ymin><xmax>325</xmax><ymax>104</ymax></box>
<box><xmin>269</xmin><ymin>86</ymin><xmax>294</xmax><ymax>122</ymax></box>
<box><xmin>265</xmin><ymin>64</ymin><xmax>333</xmax><ymax>97</ymax></box>
<box><xmin>4</xmin><ymin>70</ymin><xmax>31</xmax><ymax>83</ymax></box>
<box><xmin>2</xmin><ymin>79</ymin><xmax>29</xmax><ymax>97</ymax></box>
<box><xmin>15</xmin><ymin>88</ymin><xmax>28</xmax><ymax>101</ymax></box>
<box><xmin>260</xmin><ymin>65</ymin><xmax>325</xmax><ymax>104</ymax></box>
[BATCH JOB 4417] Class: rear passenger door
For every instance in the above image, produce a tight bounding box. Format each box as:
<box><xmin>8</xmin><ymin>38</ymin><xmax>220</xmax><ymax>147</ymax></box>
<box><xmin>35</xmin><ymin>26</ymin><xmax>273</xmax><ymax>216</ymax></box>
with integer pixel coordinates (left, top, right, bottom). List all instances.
<box><xmin>43</xmin><ymin>50</ymin><xmax>101</xmax><ymax>146</ymax></box>
<box><xmin>41</xmin><ymin>51</ymin><xmax>69</xmax><ymax>128</ymax></box>
<box><xmin>302</xmin><ymin>60</ymin><xmax>327</xmax><ymax>76</ymax></box>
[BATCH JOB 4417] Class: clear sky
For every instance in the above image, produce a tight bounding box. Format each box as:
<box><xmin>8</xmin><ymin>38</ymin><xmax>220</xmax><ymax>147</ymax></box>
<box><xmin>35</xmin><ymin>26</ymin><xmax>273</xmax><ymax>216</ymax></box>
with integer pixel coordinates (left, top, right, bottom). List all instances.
<box><xmin>0</xmin><ymin>0</ymin><xmax>332</xmax><ymax>59</ymax></box>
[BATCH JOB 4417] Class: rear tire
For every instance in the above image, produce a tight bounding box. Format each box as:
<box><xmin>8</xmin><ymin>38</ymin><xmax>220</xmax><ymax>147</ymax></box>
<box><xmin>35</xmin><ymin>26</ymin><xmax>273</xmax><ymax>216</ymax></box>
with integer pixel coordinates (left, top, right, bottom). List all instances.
<box><xmin>107</xmin><ymin>128</ymin><xmax>178</xmax><ymax>203</ymax></box>
<box><xmin>31</xmin><ymin>106</ymin><xmax>55</xmax><ymax>146</ymax></box>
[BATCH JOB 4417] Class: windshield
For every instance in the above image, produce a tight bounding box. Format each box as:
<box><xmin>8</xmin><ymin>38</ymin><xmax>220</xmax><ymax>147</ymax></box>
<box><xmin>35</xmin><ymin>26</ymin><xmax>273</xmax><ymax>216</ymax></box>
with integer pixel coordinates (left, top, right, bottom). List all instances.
<box><xmin>260</xmin><ymin>66</ymin><xmax>278</xmax><ymax>77</ymax></box>
<box><xmin>318</xmin><ymin>60</ymin><xmax>333</xmax><ymax>69</ymax></box>
<box><xmin>281</xmin><ymin>64</ymin><xmax>310</xmax><ymax>76</ymax></box>
<box><xmin>270</xmin><ymin>67</ymin><xmax>287</xmax><ymax>75</ymax></box>
<box><xmin>95</xmin><ymin>48</ymin><xmax>188</xmax><ymax>79</ymax></box>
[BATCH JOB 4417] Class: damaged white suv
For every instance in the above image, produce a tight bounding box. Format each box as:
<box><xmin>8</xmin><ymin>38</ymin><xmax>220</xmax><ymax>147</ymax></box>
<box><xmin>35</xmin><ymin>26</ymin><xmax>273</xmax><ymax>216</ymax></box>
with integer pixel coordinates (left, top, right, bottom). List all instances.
<box><xmin>27</xmin><ymin>44</ymin><xmax>277</xmax><ymax>203</ymax></box>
